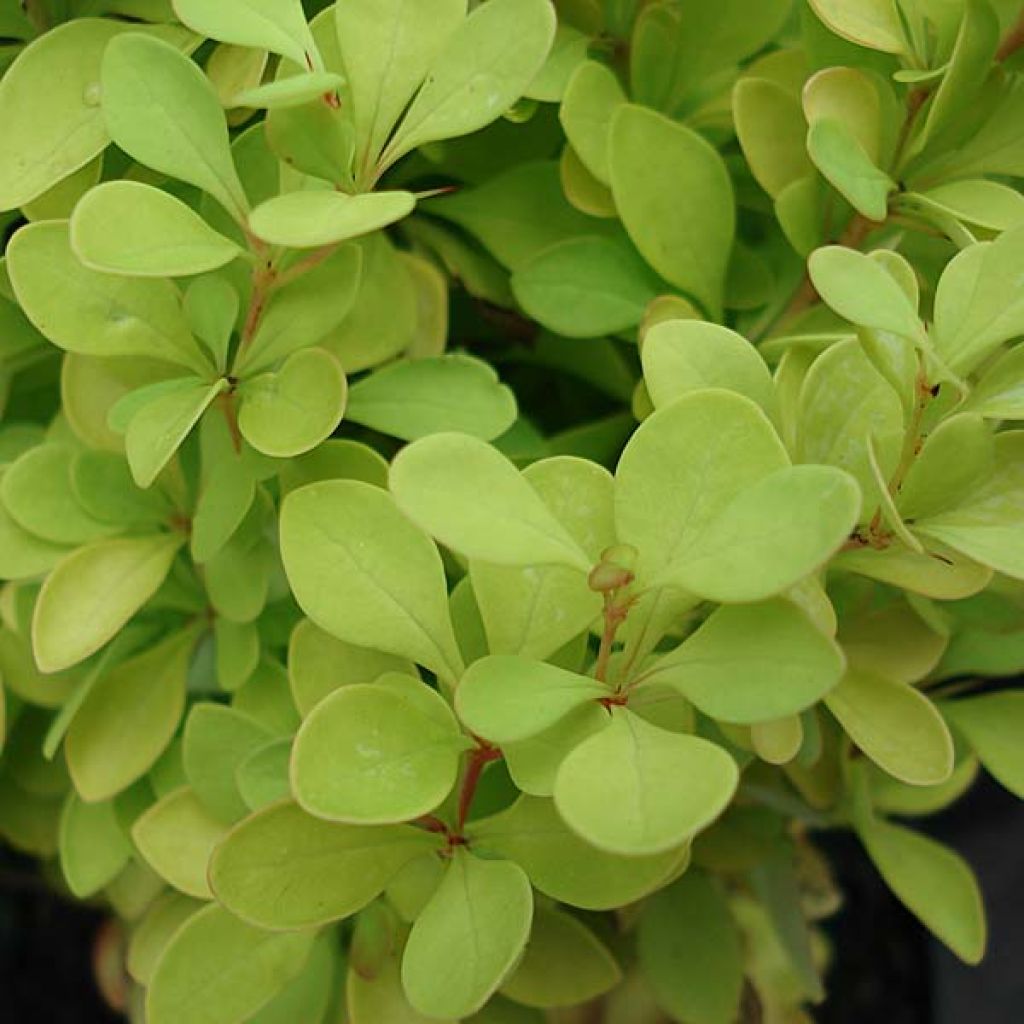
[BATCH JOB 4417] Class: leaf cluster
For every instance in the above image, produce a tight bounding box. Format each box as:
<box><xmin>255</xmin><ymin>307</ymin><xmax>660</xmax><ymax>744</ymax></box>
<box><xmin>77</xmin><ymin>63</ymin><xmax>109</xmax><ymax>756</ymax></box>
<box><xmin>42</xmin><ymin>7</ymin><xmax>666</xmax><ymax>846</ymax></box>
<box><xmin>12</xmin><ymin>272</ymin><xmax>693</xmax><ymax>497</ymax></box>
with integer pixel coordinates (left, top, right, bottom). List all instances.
<box><xmin>1</xmin><ymin>1</ymin><xmax>1024</xmax><ymax>1023</ymax></box>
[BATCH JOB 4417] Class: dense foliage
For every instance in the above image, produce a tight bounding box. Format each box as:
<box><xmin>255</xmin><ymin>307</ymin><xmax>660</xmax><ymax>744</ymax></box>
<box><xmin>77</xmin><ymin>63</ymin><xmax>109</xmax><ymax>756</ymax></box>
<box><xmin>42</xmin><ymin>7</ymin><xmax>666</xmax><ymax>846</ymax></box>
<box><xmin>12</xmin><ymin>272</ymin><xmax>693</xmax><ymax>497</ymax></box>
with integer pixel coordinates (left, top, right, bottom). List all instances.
<box><xmin>1</xmin><ymin>0</ymin><xmax>1024</xmax><ymax>1021</ymax></box>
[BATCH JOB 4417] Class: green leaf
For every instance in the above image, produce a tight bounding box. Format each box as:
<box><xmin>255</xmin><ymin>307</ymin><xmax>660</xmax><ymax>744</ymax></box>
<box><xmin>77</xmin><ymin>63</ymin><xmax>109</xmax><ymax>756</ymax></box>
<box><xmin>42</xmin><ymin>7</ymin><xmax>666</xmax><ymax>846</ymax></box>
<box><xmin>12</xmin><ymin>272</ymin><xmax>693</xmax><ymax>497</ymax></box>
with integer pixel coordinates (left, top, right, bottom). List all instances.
<box><xmin>469</xmin><ymin>795</ymin><xmax>686</xmax><ymax>910</ymax></box>
<box><xmin>71</xmin><ymin>449</ymin><xmax>170</xmax><ymax>528</ymax></box>
<box><xmin>803</xmin><ymin>66</ymin><xmax>883</xmax><ymax>162</ymax></box>
<box><xmin>964</xmin><ymin>343</ymin><xmax>1024</xmax><ymax>419</ymax></box>
<box><xmin>402</xmin><ymin>850</ymin><xmax>533</xmax><ymax>1019</ymax></box>
<box><xmin>334</xmin><ymin>0</ymin><xmax>467</xmax><ymax>171</ymax></box>
<box><xmin>427</xmin><ymin>160</ymin><xmax>603</xmax><ymax>271</ymax></box>
<box><xmin>629</xmin><ymin>0</ymin><xmax>790</xmax><ymax>112</ymax></box>
<box><xmin>808</xmin><ymin>246</ymin><xmax>924</xmax><ymax>344</ymax></box>
<box><xmin>190</xmin><ymin>414</ymin><xmax>256</xmax><ymax>562</ymax></box>
<box><xmin>0</xmin><ymin>487</ymin><xmax>70</xmax><ymax>581</ymax></box>
<box><xmin>918</xmin><ymin>0</ymin><xmax>1000</xmax><ymax>147</ymax></box>
<box><xmin>807</xmin><ymin>0</ymin><xmax>907</xmax><ymax>53</ymax></box>
<box><xmin>6</xmin><ymin>222</ymin><xmax>208</xmax><ymax>372</ymax></box>
<box><xmin>248</xmin><ymin>190</ymin><xmax>415</xmax><ymax>248</ymax></box>
<box><xmin>807</xmin><ymin>118</ymin><xmax>894</xmax><ymax>222</ymax></box>
<box><xmin>346</xmin><ymin>354</ymin><xmax>516</xmax><ymax>442</ymax></box>
<box><xmin>637</xmin><ymin>870</ymin><xmax>743</xmax><ymax>1024</ymax></box>
<box><xmin>660</xmin><ymin>464</ymin><xmax>860</xmax><ymax>602</ymax></box>
<box><xmin>0</xmin><ymin>19</ymin><xmax>130</xmax><ymax>210</ymax></box>
<box><xmin>238</xmin><ymin>347</ymin><xmax>347</xmax><ymax>458</ymax></box>
<box><xmin>127</xmin><ymin>891</ymin><xmax>205</xmax><ymax>986</ymax></box>
<box><xmin>641</xmin><ymin>319</ymin><xmax>775</xmax><ymax>415</ymax></box>
<box><xmin>609</xmin><ymin>104</ymin><xmax>734</xmax><ymax>317</ymax></box>
<box><xmin>288</xmin><ymin>617</ymin><xmax>415</xmax><ymax>717</ymax></box>
<box><xmin>825</xmin><ymin>668</ymin><xmax>953</xmax><ymax>784</ymax></box>
<box><xmin>554</xmin><ymin>708</ymin><xmax>738</xmax><ymax>855</ymax></box>
<box><xmin>1</xmin><ymin>443</ymin><xmax>116</xmax><ymax>546</ymax></box>
<box><xmin>126</xmin><ymin>378</ymin><xmax>226</xmax><ymax>487</ymax></box>
<box><xmin>233</xmin><ymin>71</ymin><xmax>343</xmax><ymax>110</ymax></box>
<box><xmin>280</xmin><ymin>438</ymin><xmax>389</xmax><ymax>496</ymax></box>
<box><xmin>132</xmin><ymin>785</ymin><xmax>227</xmax><ymax>899</ymax></box>
<box><xmin>32</xmin><ymin>534</ymin><xmax>182</xmax><ymax>672</ymax></box>
<box><xmin>320</xmin><ymin>234</ymin><xmax>417</xmax><ymax>372</ymax></box>
<box><xmin>916</xmin><ymin>180</ymin><xmax>1024</xmax><ymax>233</ymax></box>
<box><xmin>172</xmin><ymin>0</ymin><xmax>319</xmax><ymax>67</ymax></box>
<box><xmin>733</xmin><ymin>77</ymin><xmax>812</xmax><ymax>199</ymax></box>
<box><xmin>511</xmin><ymin>233</ymin><xmax>664</xmax><ymax>338</ymax></box>
<box><xmin>503</xmin><ymin>705</ymin><xmax>608</xmax><ymax>797</ymax></box>
<box><xmin>280</xmin><ymin>479</ymin><xmax>464</xmax><ymax>683</ymax></box>
<box><xmin>456</xmin><ymin>656</ymin><xmax>609</xmax><ymax>744</ymax></box>
<box><xmin>470</xmin><ymin>456</ymin><xmax>611</xmax><ymax>662</ymax></box>
<box><xmin>146</xmin><ymin>902</ymin><xmax>317</xmax><ymax>1024</ymax></box>
<box><xmin>59</xmin><ymin>791</ymin><xmax>133</xmax><ymax>898</ymax></box>
<box><xmin>614</xmin><ymin>390</ymin><xmax>788</xmax><ymax>586</ymax></box>
<box><xmin>501</xmin><ymin>903</ymin><xmax>620</xmax><ymax>1008</ymax></box>
<box><xmin>291</xmin><ymin>681</ymin><xmax>466</xmax><ymax>824</ymax></box>
<box><xmin>796</xmin><ymin>338</ymin><xmax>904</xmax><ymax>521</ymax></box>
<box><xmin>943</xmin><ymin>692</ymin><xmax>1024</xmax><ymax>798</ymax></box>
<box><xmin>898</xmin><ymin>413</ymin><xmax>993</xmax><ymax>521</ymax></box>
<box><xmin>183</xmin><ymin>704</ymin><xmax>273</xmax><ymax>824</ymax></box>
<box><xmin>102</xmin><ymin>33</ymin><xmax>249</xmax><ymax>219</ymax></box>
<box><xmin>347</xmin><ymin>949</ymin><xmax>443</xmax><ymax>1024</ymax></box>
<box><xmin>639</xmin><ymin>599</ymin><xmax>845</xmax><ymax>724</ymax></box>
<box><xmin>390</xmin><ymin>433</ymin><xmax>592</xmax><ymax>572</ymax></box>
<box><xmin>236</xmin><ymin>739</ymin><xmax>292</xmax><ymax>812</ymax></box>
<box><xmin>558</xmin><ymin>60</ymin><xmax>626</xmax><ymax>185</ymax></box>
<box><xmin>748</xmin><ymin>845</ymin><xmax>824</xmax><ymax>1000</ymax></box>
<box><xmin>70</xmin><ymin>181</ymin><xmax>240</xmax><ymax>277</ymax></box>
<box><xmin>238</xmin><ymin>242</ymin><xmax>362</xmax><ymax>375</ymax></box>
<box><xmin>209</xmin><ymin>801</ymin><xmax>442</xmax><ymax>929</ymax></box>
<box><xmin>933</xmin><ymin>224</ymin><xmax>1024</xmax><ymax>375</ymax></box>
<box><xmin>380</xmin><ymin>0</ymin><xmax>556</xmax><ymax>168</ymax></box>
<box><xmin>833</xmin><ymin>541</ymin><xmax>992</xmax><ymax>600</ymax></box>
<box><xmin>913</xmin><ymin>433</ymin><xmax>1024</xmax><ymax>579</ymax></box>
<box><xmin>66</xmin><ymin>630</ymin><xmax>192</xmax><ymax>801</ymax></box>
<box><xmin>857</xmin><ymin>815</ymin><xmax>985</xmax><ymax>963</ymax></box>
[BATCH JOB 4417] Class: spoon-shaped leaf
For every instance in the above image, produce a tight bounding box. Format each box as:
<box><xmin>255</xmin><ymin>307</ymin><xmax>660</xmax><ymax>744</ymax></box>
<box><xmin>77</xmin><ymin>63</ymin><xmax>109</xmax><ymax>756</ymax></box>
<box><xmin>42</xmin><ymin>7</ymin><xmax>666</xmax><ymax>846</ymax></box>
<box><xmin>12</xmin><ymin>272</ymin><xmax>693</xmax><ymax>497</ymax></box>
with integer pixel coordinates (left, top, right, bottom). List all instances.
<box><xmin>71</xmin><ymin>181</ymin><xmax>240</xmax><ymax>277</ymax></box>
<box><xmin>402</xmin><ymin>849</ymin><xmax>533</xmax><ymax>1019</ymax></box>
<box><xmin>102</xmin><ymin>33</ymin><xmax>249</xmax><ymax>220</ymax></box>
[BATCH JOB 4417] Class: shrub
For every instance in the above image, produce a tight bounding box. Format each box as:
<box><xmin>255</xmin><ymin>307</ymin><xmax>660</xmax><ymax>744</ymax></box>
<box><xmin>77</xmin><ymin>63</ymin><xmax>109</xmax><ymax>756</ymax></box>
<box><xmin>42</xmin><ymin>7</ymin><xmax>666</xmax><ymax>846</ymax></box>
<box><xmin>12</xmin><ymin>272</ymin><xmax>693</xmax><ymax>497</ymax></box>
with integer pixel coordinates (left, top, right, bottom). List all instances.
<box><xmin>1</xmin><ymin>0</ymin><xmax>1024</xmax><ymax>1021</ymax></box>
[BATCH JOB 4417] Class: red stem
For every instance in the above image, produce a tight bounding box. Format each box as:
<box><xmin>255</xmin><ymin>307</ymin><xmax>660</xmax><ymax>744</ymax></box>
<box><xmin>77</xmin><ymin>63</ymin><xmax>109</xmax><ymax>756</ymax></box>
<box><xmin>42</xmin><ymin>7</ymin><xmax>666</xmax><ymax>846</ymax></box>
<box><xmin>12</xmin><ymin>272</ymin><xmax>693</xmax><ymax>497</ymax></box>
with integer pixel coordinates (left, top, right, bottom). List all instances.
<box><xmin>456</xmin><ymin>746</ymin><xmax>501</xmax><ymax>832</ymax></box>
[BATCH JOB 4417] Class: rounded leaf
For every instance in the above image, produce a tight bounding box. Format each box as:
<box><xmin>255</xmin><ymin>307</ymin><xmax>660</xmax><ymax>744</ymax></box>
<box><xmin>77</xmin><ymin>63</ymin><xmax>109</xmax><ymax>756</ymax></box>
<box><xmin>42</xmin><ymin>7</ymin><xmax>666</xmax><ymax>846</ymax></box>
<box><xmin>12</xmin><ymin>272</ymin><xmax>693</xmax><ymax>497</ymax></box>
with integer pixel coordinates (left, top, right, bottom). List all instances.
<box><xmin>238</xmin><ymin>347</ymin><xmax>347</xmax><ymax>458</ymax></box>
<box><xmin>825</xmin><ymin>668</ymin><xmax>954</xmax><ymax>785</ymax></box>
<box><xmin>71</xmin><ymin>181</ymin><xmax>240</xmax><ymax>277</ymax></box>
<box><xmin>33</xmin><ymin>534</ymin><xmax>181</xmax><ymax>672</ymax></box>
<box><xmin>456</xmin><ymin>656</ymin><xmax>609</xmax><ymax>744</ymax></box>
<box><xmin>402</xmin><ymin>850</ymin><xmax>533</xmax><ymax>1019</ymax></box>
<box><xmin>210</xmin><ymin>801</ymin><xmax>443</xmax><ymax>929</ymax></box>
<box><xmin>554</xmin><ymin>709</ymin><xmax>738</xmax><ymax>856</ymax></box>
<box><xmin>146</xmin><ymin>902</ymin><xmax>316</xmax><ymax>1024</ymax></box>
<box><xmin>280</xmin><ymin>479</ymin><xmax>463</xmax><ymax>682</ymax></box>
<box><xmin>291</xmin><ymin>682</ymin><xmax>466</xmax><ymax>824</ymax></box>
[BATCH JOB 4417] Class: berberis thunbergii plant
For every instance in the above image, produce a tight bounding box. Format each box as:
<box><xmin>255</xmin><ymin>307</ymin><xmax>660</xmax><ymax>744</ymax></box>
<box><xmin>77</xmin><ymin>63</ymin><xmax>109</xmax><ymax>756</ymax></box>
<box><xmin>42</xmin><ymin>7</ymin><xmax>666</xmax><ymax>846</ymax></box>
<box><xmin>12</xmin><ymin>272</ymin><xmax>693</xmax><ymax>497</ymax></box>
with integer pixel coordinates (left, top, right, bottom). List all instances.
<box><xmin>1</xmin><ymin>0</ymin><xmax>1024</xmax><ymax>1020</ymax></box>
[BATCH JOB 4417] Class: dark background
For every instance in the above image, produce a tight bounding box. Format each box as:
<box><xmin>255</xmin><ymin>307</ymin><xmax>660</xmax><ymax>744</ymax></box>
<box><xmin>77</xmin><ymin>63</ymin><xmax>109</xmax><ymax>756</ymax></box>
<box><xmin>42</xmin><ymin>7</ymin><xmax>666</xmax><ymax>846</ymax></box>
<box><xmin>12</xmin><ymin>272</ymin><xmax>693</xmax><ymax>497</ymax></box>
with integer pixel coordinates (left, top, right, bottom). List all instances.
<box><xmin>1</xmin><ymin>777</ymin><xmax>1020</xmax><ymax>1023</ymax></box>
